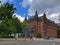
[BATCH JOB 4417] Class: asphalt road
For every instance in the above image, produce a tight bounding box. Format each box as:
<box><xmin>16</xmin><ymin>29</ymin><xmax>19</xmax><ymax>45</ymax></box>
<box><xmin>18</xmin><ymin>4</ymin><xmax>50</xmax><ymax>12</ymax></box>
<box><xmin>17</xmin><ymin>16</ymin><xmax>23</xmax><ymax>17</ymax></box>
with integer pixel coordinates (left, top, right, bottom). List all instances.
<box><xmin>0</xmin><ymin>40</ymin><xmax>60</xmax><ymax>45</ymax></box>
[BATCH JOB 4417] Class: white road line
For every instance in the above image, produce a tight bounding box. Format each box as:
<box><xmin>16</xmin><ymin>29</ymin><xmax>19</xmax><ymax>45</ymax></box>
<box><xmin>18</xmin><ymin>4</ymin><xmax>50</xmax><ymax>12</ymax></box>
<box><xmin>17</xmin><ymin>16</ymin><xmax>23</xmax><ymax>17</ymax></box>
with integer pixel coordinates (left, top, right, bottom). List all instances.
<box><xmin>53</xmin><ymin>42</ymin><xmax>55</xmax><ymax>45</ymax></box>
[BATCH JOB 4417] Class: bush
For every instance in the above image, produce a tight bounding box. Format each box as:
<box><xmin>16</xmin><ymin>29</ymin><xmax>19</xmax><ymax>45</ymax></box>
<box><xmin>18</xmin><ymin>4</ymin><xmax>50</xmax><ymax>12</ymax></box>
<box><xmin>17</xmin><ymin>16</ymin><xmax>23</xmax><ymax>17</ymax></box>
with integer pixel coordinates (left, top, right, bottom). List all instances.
<box><xmin>37</xmin><ymin>33</ymin><xmax>41</xmax><ymax>38</ymax></box>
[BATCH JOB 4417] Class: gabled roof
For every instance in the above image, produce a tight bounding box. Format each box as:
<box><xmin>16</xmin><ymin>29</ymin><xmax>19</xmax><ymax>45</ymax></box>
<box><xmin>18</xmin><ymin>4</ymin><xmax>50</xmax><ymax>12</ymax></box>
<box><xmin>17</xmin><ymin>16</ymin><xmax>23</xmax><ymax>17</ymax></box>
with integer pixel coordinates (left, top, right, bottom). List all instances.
<box><xmin>28</xmin><ymin>13</ymin><xmax>56</xmax><ymax>25</ymax></box>
<box><xmin>28</xmin><ymin>16</ymin><xmax>42</xmax><ymax>22</ymax></box>
<box><xmin>46</xmin><ymin>19</ymin><xmax>55</xmax><ymax>24</ymax></box>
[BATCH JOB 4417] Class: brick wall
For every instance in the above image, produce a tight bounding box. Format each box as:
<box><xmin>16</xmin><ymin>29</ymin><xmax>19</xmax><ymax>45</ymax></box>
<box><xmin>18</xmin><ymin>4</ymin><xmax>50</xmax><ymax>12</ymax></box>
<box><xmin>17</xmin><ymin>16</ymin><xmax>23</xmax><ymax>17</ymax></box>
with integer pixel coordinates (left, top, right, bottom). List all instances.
<box><xmin>28</xmin><ymin>14</ymin><xmax>58</xmax><ymax>38</ymax></box>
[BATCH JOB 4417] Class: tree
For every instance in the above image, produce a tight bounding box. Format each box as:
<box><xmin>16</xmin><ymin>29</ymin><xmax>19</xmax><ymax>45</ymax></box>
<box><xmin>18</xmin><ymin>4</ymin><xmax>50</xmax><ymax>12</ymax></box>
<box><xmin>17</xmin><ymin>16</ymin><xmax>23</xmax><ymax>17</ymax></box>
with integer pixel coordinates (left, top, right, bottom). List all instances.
<box><xmin>0</xmin><ymin>2</ymin><xmax>16</xmax><ymax>37</ymax></box>
<box><xmin>0</xmin><ymin>2</ymin><xmax>16</xmax><ymax>20</ymax></box>
<box><xmin>0</xmin><ymin>16</ymin><xmax>23</xmax><ymax>37</ymax></box>
<box><xmin>22</xmin><ymin>21</ymin><xmax>28</xmax><ymax>28</ymax></box>
<box><xmin>0</xmin><ymin>2</ymin><xmax>23</xmax><ymax>38</ymax></box>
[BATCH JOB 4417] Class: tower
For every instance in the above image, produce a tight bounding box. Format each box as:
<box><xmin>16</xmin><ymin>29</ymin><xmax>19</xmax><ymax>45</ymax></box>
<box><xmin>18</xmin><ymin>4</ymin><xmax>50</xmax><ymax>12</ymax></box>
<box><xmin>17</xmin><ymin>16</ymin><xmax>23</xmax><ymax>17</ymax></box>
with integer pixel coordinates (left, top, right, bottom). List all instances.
<box><xmin>24</xmin><ymin>16</ymin><xmax>27</xmax><ymax>22</ymax></box>
<box><xmin>34</xmin><ymin>11</ymin><xmax>39</xmax><ymax>37</ymax></box>
<box><xmin>34</xmin><ymin>11</ymin><xmax>38</xmax><ymax>20</ymax></box>
<box><xmin>42</xmin><ymin>13</ymin><xmax>47</xmax><ymax>21</ymax></box>
<box><xmin>43</xmin><ymin>13</ymin><xmax>46</xmax><ymax>18</ymax></box>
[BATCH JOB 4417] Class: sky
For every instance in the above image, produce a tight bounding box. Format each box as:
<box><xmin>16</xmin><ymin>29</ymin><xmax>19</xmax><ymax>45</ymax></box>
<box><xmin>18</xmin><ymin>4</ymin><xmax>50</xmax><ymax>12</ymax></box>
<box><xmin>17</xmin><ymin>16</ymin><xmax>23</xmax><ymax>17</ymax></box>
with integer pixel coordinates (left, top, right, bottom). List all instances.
<box><xmin>0</xmin><ymin>0</ymin><xmax>60</xmax><ymax>23</ymax></box>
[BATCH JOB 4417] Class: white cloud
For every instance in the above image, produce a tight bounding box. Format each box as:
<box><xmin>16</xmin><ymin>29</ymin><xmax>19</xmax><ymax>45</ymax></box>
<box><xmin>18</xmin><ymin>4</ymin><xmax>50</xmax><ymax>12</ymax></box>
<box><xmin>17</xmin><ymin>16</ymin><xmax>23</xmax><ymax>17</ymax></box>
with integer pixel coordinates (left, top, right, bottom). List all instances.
<box><xmin>38</xmin><ymin>14</ymin><xmax>43</xmax><ymax>17</ymax></box>
<box><xmin>29</xmin><ymin>0</ymin><xmax>32</xmax><ymax>2</ymax></box>
<box><xmin>0</xmin><ymin>0</ymin><xmax>8</xmax><ymax>4</ymax></box>
<box><xmin>22</xmin><ymin>0</ymin><xmax>32</xmax><ymax>7</ymax></box>
<box><xmin>0</xmin><ymin>0</ymin><xmax>2</xmax><ymax>1</ymax></box>
<box><xmin>13</xmin><ymin>13</ymin><xmax>25</xmax><ymax>22</ymax></box>
<box><xmin>47</xmin><ymin>13</ymin><xmax>60</xmax><ymax>23</ymax></box>
<box><xmin>48</xmin><ymin>13</ymin><xmax>59</xmax><ymax>18</ymax></box>
<box><xmin>22</xmin><ymin>0</ymin><xmax>60</xmax><ymax>23</ymax></box>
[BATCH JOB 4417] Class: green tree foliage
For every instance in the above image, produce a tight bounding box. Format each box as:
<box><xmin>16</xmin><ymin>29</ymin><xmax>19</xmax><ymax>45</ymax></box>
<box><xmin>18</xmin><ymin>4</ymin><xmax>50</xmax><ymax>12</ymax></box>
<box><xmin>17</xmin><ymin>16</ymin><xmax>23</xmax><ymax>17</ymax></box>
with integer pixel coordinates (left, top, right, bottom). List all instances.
<box><xmin>0</xmin><ymin>2</ymin><xmax>23</xmax><ymax>38</ymax></box>
<box><xmin>0</xmin><ymin>2</ymin><xmax>16</xmax><ymax>20</ymax></box>
<box><xmin>12</xmin><ymin>17</ymin><xmax>23</xmax><ymax>33</ymax></box>
<box><xmin>22</xmin><ymin>21</ymin><xmax>28</xmax><ymax>28</ymax></box>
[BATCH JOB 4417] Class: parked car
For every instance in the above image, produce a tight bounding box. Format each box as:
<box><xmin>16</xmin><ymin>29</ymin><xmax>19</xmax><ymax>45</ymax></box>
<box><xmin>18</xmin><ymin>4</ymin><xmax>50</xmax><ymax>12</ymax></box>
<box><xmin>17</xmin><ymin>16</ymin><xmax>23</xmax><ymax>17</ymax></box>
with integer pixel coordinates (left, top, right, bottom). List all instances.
<box><xmin>44</xmin><ymin>36</ymin><xmax>53</xmax><ymax>40</ymax></box>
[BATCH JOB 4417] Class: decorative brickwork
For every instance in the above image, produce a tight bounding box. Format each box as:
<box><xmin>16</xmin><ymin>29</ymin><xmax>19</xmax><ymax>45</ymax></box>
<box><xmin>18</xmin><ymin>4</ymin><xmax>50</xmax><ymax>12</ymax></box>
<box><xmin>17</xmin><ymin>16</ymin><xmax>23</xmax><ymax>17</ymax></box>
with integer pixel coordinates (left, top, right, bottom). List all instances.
<box><xmin>28</xmin><ymin>11</ymin><xmax>58</xmax><ymax>38</ymax></box>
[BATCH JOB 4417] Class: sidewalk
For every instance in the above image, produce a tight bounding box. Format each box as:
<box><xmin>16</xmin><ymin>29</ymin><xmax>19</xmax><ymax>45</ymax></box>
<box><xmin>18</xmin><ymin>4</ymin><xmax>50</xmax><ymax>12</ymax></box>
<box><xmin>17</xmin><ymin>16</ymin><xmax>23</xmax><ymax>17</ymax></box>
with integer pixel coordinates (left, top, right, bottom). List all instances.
<box><xmin>54</xmin><ymin>38</ymin><xmax>60</xmax><ymax>42</ymax></box>
<box><xmin>0</xmin><ymin>38</ymin><xmax>33</xmax><ymax>43</ymax></box>
<box><xmin>35</xmin><ymin>38</ymin><xmax>60</xmax><ymax>42</ymax></box>
<box><xmin>0</xmin><ymin>38</ymin><xmax>60</xmax><ymax>42</ymax></box>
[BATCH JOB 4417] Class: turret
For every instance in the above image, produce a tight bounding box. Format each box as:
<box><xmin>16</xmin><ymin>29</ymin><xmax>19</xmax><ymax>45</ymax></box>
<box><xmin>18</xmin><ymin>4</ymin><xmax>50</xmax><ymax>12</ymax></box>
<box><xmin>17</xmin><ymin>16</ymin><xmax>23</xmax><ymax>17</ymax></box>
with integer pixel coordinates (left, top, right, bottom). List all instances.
<box><xmin>42</xmin><ymin>13</ymin><xmax>47</xmax><ymax>21</ymax></box>
<box><xmin>43</xmin><ymin>13</ymin><xmax>46</xmax><ymax>18</ymax></box>
<box><xmin>34</xmin><ymin>11</ymin><xmax>38</xmax><ymax>20</ymax></box>
<box><xmin>24</xmin><ymin>16</ymin><xmax>27</xmax><ymax>21</ymax></box>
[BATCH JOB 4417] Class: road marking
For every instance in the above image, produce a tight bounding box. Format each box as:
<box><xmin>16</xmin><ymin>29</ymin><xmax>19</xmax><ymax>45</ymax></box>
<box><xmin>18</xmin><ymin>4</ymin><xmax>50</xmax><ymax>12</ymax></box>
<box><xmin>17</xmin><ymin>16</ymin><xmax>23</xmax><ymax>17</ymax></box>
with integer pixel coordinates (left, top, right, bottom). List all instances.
<box><xmin>53</xmin><ymin>42</ymin><xmax>55</xmax><ymax>45</ymax></box>
<box><xmin>53</xmin><ymin>40</ymin><xmax>55</xmax><ymax>45</ymax></box>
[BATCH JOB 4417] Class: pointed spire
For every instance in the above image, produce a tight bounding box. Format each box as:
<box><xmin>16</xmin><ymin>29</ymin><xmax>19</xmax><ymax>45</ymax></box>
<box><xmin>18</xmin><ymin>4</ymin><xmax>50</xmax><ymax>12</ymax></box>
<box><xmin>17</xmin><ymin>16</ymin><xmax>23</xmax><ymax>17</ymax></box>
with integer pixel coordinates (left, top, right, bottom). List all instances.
<box><xmin>42</xmin><ymin>13</ymin><xmax>47</xmax><ymax>20</ymax></box>
<box><xmin>35</xmin><ymin>10</ymin><xmax>38</xmax><ymax>19</ymax></box>
<box><xmin>35</xmin><ymin>10</ymin><xmax>38</xmax><ymax>17</ymax></box>
<box><xmin>43</xmin><ymin>13</ymin><xmax>46</xmax><ymax>18</ymax></box>
<box><xmin>24</xmin><ymin>16</ymin><xmax>27</xmax><ymax>21</ymax></box>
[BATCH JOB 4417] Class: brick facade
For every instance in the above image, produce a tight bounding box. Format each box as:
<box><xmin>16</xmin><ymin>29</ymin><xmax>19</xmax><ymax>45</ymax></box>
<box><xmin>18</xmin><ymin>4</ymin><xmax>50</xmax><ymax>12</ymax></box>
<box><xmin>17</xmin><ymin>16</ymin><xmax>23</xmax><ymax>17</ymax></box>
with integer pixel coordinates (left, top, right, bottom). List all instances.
<box><xmin>28</xmin><ymin>11</ymin><xmax>58</xmax><ymax>38</ymax></box>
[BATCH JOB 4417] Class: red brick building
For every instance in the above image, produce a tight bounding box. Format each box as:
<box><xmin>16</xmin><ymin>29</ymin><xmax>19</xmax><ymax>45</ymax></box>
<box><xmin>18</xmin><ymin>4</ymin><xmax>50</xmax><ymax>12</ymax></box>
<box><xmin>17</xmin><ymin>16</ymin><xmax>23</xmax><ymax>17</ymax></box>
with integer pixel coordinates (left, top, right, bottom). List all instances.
<box><xmin>28</xmin><ymin>11</ymin><xmax>58</xmax><ymax>38</ymax></box>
